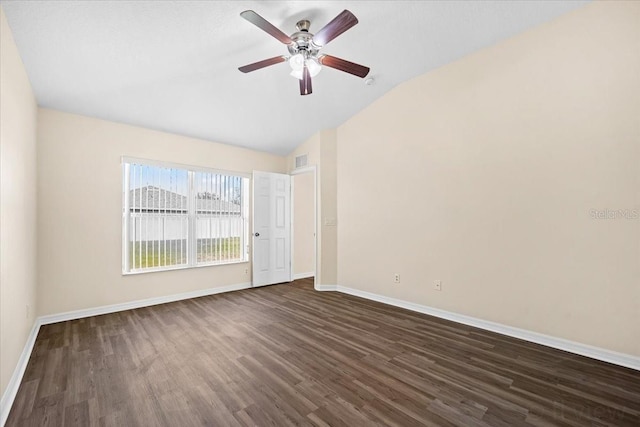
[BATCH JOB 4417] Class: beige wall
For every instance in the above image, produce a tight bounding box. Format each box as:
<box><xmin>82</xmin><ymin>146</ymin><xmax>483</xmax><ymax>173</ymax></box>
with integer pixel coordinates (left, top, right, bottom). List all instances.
<box><xmin>293</xmin><ymin>172</ymin><xmax>315</xmax><ymax>276</ymax></box>
<box><xmin>37</xmin><ymin>109</ymin><xmax>286</xmax><ymax>316</ymax></box>
<box><xmin>287</xmin><ymin>130</ymin><xmax>339</xmax><ymax>286</ymax></box>
<box><xmin>288</xmin><ymin>134</ymin><xmax>321</xmax><ymax>284</ymax></box>
<box><xmin>319</xmin><ymin>129</ymin><xmax>338</xmax><ymax>285</ymax></box>
<box><xmin>0</xmin><ymin>7</ymin><xmax>38</xmax><ymax>398</ymax></box>
<box><xmin>337</xmin><ymin>1</ymin><xmax>640</xmax><ymax>356</ymax></box>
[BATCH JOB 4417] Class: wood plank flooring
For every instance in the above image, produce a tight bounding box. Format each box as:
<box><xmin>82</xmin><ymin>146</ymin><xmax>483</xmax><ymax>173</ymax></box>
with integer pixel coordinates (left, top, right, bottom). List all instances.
<box><xmin>6</xmin><ymin>278</ymin><xmax>640</xmax><ymax>426</ymax></box>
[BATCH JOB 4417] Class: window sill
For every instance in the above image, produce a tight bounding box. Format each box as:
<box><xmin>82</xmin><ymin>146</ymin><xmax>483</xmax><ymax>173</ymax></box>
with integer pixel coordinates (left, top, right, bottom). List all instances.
<box><xmin>122</xmin><ymin>259</ymin><xmax>249</xmax><ymax>276</ymax></box>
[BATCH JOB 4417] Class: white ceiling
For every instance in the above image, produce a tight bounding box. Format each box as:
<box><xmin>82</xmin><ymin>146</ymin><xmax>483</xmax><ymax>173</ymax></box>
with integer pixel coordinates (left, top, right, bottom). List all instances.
<box><xmin>1</xmin><ymin>1</ymin><xmax>587</xmax><ymax>155</ymax></box>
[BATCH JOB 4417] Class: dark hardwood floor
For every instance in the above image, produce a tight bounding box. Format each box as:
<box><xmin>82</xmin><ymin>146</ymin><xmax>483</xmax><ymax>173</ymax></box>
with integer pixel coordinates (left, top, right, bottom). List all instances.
<box><xmin>6</xmin><ymin>278</ymin><xmax>640</xmax><ymax>426</ymax></box>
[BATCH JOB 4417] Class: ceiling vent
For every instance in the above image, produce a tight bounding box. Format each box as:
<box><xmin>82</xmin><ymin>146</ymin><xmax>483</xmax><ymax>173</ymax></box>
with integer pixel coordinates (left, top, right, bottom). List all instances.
<box><xmin>295</xmin><ymin>154</ymin><xmax>308</xmax><ymax>169</ymax></box>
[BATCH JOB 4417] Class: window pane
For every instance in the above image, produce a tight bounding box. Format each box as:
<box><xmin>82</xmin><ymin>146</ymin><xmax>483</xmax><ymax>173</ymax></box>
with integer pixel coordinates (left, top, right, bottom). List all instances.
<box><xmin>194</xmin><ymin>172</ymin><xmax>243</xmax><ymax>264</ymax></box>
<box><xmin>127</xmin><ymin>164</ymin><xmax>189</xmax><ymax>271</ymax></box>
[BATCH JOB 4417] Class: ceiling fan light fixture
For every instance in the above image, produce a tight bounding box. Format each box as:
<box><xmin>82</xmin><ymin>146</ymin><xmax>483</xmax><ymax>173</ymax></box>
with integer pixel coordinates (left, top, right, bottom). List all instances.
<box><xmin>289</xmin><ymin>56</ymin><xmax>321</xmax><ymax>80</ymax></box>
<box><xmin>288</xmin><ymin>53</ymin><xmax>305</xmax><ymax>71</ymax></box>
<box><xmin>290</xmin><ymin>69</ymin><xmax>303</xmax><ymax>80</ymax></box>
<box><xmin>306</xmin><ymin>57</ymin><xmax>321</xmax><ymax>77</ymax></box>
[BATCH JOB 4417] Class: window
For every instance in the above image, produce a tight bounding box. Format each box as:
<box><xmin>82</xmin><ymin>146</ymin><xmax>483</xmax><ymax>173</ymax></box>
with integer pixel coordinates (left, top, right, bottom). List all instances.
<box><xmin>122</xmin><ymin>158</ymin><xmax>248</xmax><ymax>274</ymax></box>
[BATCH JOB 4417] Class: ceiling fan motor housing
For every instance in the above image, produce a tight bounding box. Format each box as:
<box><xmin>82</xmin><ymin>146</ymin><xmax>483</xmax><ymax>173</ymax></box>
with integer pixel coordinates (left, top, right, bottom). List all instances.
<box><xmin>288</xmin><ymin>20</ymin><xmax>320</xmax><ymax>58</ymax></box>
<box><xmin>296</xmin><ymin>20</ymin><xmax>311</xmax><ymax>32</ymax></box>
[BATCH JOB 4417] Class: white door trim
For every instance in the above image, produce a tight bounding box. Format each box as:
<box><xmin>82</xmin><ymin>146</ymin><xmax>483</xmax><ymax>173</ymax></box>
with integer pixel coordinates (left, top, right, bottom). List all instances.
<box><xmin>290</xmin><ymin>166</ymin><xmax>317</xmax><ymax>287</ymax></box>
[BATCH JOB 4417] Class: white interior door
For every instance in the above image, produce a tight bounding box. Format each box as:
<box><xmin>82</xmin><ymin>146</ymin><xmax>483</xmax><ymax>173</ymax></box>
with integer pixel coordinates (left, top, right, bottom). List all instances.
<box><xmin>252</xmin><ymin>171</ymin><xmax>291</xmax><ymax>287</ymax></box>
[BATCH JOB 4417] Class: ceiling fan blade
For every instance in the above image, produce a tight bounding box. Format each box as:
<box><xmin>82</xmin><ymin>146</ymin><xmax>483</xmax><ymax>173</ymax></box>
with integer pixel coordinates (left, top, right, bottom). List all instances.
<box><xmin>240</xmin><ymin>10</ymin><xmax>293</xmax><ymax>45</ymax></box>
<box><xmin>299</xmin><ymin>66</ymin><xmax>312</xmax><ymax>95</ymax></box>
<box><xmin>312</xmin><ymin>10</ymin><xmax>358</xmax><ymax>47</ymax></box>
<box><xmin>238</xmin><ymin>56</ymin><xmax>287</xmax><ymax>73</ymax></box>
<box><xmin>319</xmin><ymin>55</ymin><xmax>370</xmax><ymax>78</ymax></box>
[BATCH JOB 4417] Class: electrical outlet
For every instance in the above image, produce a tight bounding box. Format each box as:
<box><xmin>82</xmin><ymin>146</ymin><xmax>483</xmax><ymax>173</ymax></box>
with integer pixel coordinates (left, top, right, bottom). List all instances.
<box><xmin>394</xmin><ymin>273</ymin><xmax>400</xmax><ymax>283</ymax></box>
<box><xmin>434</xmin><ymin>280</ymin><xmax>442</xmax><ymax>291</ymax></box>
<box><xmin>244</xmin><ymin>268</ymin><xmax>249</xmax><ymax>275</ymax></box>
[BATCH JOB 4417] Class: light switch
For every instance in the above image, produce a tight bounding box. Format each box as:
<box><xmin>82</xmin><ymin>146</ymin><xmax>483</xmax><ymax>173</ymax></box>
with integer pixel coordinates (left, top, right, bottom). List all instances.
<box><xmin>324</xmin><ymin>218</ymin><xmax>337</xmax><ymax>226</ymax></box>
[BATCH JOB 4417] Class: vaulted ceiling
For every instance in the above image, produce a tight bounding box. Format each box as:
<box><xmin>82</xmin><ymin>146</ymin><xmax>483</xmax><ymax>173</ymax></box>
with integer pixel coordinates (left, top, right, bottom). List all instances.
<box><xmin>1</xmin><ymin>1</ymin><xmax>587</xmax><ymax>155</ymax></box>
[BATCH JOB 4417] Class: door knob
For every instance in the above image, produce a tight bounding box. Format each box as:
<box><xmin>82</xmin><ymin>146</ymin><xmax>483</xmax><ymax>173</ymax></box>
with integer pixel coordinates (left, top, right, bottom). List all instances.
<box><xmin>254</xmin><ymin>232</ymin><xmax>260</xmax><ymax>237</ymax></box>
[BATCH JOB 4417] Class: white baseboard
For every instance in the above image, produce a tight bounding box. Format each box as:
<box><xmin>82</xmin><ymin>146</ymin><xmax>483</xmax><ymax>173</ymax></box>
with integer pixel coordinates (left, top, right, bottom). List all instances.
<box><xmin>293</xmin><ymin>272</ymin><xmax>314</xmax><ymax>280</ymax></box>
<box><xmin>315</xmin><ymin>284</ymin><xmax>337</xmax><ymax>292</ymax></box>
<box><xmin>332</xmin><ymin>285</ymin><xmax>640</xmax><ymax>372</ymax></box>
<box><xmin>0</xmin><ymin>321</ymin><xmax>40</xmax><ymax>427</ymax></box>
<box><xmin>0</xmin><ymin>282</ymin><xmax>252</xmax><ymax>426</ymax></box>
<box><xmin>39</xmin><ymin>282</ymin><xmax>251</xmax><ymax>325</ymax></box>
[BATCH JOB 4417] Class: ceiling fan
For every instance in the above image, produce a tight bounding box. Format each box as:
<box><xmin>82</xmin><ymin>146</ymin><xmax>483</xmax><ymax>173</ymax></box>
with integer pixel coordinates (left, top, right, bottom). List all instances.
<box><xmin>238</xmin><ymin>9</ymin><xmax>370</xmax><ymax>96</ymax></box>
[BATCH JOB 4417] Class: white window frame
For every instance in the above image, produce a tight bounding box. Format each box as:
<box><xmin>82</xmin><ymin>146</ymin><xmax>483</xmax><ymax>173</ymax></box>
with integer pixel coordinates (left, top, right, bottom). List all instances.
<box><xmin>122</xmin><ymin>157</ymin><xmax>249</xmax><ymax>275</ymax></box>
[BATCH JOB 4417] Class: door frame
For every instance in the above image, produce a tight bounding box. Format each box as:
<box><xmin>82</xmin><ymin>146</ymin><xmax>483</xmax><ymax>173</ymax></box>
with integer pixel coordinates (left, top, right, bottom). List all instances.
<box><xmin>290</xmin><ymin>166</ymin><xmax>317</xmax><ymax>287</ymax></box>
